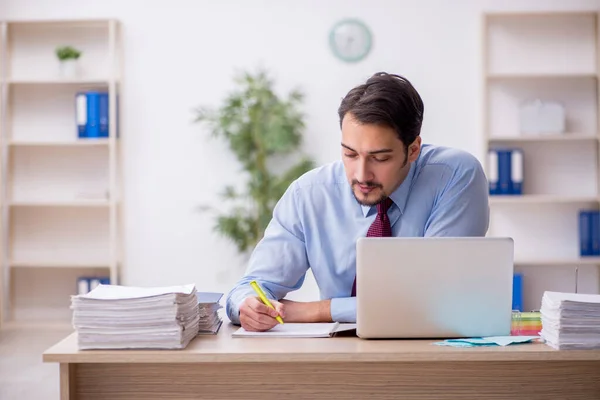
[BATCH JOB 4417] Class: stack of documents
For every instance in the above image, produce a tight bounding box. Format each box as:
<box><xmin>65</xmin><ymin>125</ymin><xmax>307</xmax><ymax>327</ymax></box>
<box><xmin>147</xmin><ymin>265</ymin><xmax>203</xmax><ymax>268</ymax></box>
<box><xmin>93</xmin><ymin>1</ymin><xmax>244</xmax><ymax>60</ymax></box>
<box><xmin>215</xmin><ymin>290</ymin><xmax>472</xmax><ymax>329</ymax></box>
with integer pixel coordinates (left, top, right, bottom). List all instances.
<box><xmin>197</xmin><ymin>292</ymin><xmax>223</xmax><ymax>335</ymax></box>
<box><xmin>71</xmin><ymin>283</ymin><xmax>200</xmax><ymax>350</ymax></box>
<box><xmin>540</xmin><ymin>291</ymin><xmax>600</xmax><ymax>350</ymax></box>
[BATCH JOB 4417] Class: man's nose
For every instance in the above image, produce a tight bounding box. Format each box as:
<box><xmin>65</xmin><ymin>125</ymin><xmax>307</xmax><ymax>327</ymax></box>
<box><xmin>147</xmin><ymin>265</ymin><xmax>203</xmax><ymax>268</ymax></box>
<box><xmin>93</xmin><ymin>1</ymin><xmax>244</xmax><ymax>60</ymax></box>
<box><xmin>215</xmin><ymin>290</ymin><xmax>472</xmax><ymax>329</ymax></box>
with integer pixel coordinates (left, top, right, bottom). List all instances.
<box><xmin>355</xmin><ymin>159</ymin><xmax>371</xmax><ymax>183</ymax></box>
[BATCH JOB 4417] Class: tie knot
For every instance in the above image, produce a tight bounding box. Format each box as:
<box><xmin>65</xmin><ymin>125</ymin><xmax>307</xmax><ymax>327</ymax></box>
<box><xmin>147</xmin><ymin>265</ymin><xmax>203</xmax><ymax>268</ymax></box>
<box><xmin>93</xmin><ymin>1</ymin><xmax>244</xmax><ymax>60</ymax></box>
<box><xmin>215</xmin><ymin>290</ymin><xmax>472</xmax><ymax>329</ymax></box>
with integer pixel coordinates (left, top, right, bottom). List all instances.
<box><xmin>376</xmin><ymin>197</ymin><xmax>393</xmax><ymax>215</ymax></box>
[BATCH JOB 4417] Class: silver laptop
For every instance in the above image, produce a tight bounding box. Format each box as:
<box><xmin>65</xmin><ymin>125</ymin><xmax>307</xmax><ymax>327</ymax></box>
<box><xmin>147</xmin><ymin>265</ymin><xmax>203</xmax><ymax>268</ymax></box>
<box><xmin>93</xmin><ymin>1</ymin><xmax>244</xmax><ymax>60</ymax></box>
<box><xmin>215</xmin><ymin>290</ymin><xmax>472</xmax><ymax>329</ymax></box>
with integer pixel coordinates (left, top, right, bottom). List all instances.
<box><xmin>356</xmin><ymin>237</ymin><xmax>514</xmax><ymax>339</ymax></box>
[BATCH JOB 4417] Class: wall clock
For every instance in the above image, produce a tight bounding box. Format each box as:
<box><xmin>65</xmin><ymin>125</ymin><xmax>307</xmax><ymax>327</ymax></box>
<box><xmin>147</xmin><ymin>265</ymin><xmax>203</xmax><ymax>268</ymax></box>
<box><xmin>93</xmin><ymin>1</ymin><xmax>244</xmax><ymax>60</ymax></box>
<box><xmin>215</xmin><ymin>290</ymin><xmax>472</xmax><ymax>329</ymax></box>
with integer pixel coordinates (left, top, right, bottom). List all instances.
<box><xmin>329</xmin><ymin>18</ymin><xmax>372</xmax><ymax>63</ymax></box>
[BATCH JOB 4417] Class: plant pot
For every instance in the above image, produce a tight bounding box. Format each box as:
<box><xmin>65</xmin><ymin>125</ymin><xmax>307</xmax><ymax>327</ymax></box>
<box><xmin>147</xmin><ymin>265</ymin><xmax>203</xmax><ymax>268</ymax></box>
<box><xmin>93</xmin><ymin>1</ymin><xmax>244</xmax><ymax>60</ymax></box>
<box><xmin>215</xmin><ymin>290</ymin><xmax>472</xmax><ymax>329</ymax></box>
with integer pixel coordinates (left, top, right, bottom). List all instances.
<box><xmin>59</xmin><ymin>59</ymin><xmax>80</xmax><ymax>78</ymax></box>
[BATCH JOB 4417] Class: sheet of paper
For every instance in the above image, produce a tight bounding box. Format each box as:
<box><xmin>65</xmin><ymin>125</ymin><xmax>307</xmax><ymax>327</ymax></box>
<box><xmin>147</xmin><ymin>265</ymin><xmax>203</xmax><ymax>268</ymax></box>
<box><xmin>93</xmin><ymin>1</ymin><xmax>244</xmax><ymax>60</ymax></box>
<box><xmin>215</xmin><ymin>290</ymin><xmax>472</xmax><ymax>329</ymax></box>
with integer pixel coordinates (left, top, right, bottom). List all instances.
<box><xmin>80</xmin><ymin>283</ymin><xmax>196</xmax><ymax>300</ymax></box>
<box><xmin>433</xmin><ymin>336</ymin><xmax>539</xmax><ymax>347</ymax></box>
<box><xmin>233</xmin><ymin>323</ymin><xmax>348</xmax><ymax>338</ymax></box>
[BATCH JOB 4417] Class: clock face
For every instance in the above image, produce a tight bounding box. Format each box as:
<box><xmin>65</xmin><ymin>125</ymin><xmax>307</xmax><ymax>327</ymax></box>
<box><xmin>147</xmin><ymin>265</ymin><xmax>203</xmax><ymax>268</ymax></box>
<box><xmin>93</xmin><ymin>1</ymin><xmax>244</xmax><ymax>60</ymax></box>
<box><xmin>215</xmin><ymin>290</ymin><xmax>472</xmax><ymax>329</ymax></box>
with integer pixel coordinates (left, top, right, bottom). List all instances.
<box><xmin>329</xmin><ymin>19</ymin><xmax>372</xmax><ymax>63</ymax></box>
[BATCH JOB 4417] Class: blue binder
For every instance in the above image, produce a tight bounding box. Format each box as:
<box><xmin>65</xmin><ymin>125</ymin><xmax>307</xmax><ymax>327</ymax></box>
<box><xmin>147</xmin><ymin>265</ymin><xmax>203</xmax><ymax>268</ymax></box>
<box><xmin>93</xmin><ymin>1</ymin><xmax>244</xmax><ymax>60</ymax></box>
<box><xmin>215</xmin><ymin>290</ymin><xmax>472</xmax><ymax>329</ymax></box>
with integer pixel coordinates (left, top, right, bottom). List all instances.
<box><xmin>99</xmin><ymin>92</ymin><xmax>109</xmax><ymax>138</ymax></box>
<box><xmin>86</xmin><ymin>91</ymin><xmax>101</xmax><ymax>138</ymax></box>
<box><xmin>76</xmin><ymin>91</ymin><xmax>109</xmax><ymax>139</ymax></box>
<box><xmin>75</xmin><ymin>92</ymin><xmax>87</xmax><ymax>137</ymax></box>
<box><xmin>510</xmin><ymin>149</ymin><xmax>523</xmax><ymax>195</ymax></box>
<box><xmin>497</xmin><ymin>149</ymin><xmax>512</xmax><ymax>195</ymax></box>
<box><xmin>579</xmin><ymin>210</ymin><xmax>592</xmax><ymax>257</ymax></box>
<box><xmin>488</xmin><ymin>149</ymin><xmax>499</xmax><ymax>195</ymax></box>
<box><xmin>591</xmin><ymin>210</ymin><xmax>600</xmax><ymax>256</ymax></box>
<box><xmin>512</xmin><ymin>273</ymin><xmax>523</xmax><ymax>311</ymax></box>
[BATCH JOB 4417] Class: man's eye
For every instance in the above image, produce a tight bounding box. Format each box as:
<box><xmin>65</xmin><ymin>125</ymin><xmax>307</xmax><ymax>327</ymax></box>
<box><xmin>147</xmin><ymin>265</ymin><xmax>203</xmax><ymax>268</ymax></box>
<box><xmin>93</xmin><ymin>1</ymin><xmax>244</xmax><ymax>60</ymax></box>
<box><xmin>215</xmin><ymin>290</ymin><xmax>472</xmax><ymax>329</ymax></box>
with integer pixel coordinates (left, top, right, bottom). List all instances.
<box><xmin>345</xmin><ymin>153</ymin><xmax>357</xmax><ymax>158</ymax></box>
<box><xmin>374</xmin><ymin>157</ymin><xmax>390</xmax><ymax>162</ymax></box>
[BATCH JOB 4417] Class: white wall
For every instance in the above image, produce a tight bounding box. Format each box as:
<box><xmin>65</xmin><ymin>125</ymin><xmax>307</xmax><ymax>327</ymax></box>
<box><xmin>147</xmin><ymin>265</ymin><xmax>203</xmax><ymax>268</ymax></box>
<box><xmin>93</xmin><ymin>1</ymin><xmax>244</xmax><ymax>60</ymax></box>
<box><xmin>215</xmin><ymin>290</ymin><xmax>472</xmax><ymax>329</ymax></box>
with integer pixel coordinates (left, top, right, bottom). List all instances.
<box><xmin>2</xmin><ymin>0</ymin><xmax>600</xmax><ymax>304</ymax></box>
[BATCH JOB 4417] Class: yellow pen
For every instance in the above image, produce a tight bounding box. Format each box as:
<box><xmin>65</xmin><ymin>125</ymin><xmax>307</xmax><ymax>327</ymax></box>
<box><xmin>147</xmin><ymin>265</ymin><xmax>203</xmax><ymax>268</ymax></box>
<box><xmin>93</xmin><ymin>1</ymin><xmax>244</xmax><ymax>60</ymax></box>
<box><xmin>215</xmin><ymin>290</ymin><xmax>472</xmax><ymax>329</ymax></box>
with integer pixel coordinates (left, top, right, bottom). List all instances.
<box><xmin>250</xmin><ymin>280</ymin><xmax>284</xmax><ymax>324</ymax></box>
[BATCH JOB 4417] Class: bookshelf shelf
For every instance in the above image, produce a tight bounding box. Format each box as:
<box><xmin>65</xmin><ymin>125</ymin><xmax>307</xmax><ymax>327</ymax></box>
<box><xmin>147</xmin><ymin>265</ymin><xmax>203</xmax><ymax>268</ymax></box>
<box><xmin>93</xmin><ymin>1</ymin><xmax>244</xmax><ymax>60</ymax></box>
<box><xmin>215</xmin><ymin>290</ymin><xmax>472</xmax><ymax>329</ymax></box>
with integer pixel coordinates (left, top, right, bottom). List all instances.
<box><xmin>487</xmin><ymin>73</ymin><xmax>598</xmax><ymax>80</ymax></box>
<box><xmin>9</xmin><ymin>261</ymin><xmax>110</xmax><ymax>268</ymax></box>
<box><xmin>5</xmin><ymin>78</ymin><xmax>112</xmax><ymax>85</ymax></box>
<box><xmin>8</xmin><ymin>200</ymin><xmax>112</xmax><ymax>207</ymax></box>
<box><xmin>489</xmin><ymin>134</ymin><xmax>599</xmax><ymax>143</ymax></box>
<box><xmin>483</xmin><ymin>11</ymin><xmax>600</xmax><ymax>311</ymax></box>
<box><xmin>515</xmin><ymin>258</ymin><xmax>600</xmax><ymax>267</ymax></box>
<box><xmin>0</xmin><ymin>19</ymin><xmax>123</xmax><ymax>327</ymax></box>
<box><xmin>490</xmin><ymin>195</ymin><xmax>600</xmax><ymax>205</ymax></box>
<box><xmin>9</xmin><ymin>139</ymin><xmax>110</xmax><ymax>147</ymax></box>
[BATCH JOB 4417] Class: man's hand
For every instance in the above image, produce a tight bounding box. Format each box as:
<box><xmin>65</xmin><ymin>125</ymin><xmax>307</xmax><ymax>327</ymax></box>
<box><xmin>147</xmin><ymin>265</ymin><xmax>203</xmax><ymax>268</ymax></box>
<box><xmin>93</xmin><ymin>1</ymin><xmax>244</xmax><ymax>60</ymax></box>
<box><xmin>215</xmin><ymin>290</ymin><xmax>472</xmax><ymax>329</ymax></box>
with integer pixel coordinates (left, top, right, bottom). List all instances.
<box><xmin>239</xmin><ymin>296</ymin><xmax>286</xmax><ymax>332</ymax></box>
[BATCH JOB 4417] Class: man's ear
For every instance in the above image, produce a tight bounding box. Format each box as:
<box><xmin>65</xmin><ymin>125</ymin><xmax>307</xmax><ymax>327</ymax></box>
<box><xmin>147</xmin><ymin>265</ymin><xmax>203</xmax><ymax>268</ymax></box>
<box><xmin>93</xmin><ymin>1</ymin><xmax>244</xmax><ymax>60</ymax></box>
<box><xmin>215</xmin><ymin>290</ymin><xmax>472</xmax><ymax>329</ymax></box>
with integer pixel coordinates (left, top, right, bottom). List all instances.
<box><xmin>407</xmin><ymin>136</ymin><xmax>422</xmax><ymax>162</ymax></box>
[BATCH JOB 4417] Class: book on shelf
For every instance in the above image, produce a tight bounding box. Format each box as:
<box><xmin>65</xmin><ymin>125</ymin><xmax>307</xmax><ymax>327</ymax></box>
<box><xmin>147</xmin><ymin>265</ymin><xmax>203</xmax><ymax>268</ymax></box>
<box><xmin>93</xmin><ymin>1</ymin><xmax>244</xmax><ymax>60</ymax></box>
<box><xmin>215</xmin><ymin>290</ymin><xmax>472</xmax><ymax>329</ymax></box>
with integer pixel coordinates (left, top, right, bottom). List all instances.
<box><xmin>488</xmin><ymin>148</ymin><xmax>523</xmax><ymax>196</ymax></box>
<box><xmin>579</xmin><ymin>210</ymin><xmax>600</xmax><ymax>257</ymax></box>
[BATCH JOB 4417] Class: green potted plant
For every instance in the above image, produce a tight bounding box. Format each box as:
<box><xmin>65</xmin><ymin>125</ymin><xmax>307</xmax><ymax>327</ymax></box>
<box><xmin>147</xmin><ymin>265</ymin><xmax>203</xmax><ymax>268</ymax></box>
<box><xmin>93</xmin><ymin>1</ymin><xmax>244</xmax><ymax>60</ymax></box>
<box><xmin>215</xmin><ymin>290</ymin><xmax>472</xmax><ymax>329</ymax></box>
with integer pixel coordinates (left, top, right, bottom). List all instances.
<box><xmin>195</xmin><ymin>69</ymin><xmax>315</xmax><ymax>256</ymax></box>
<box><xmin>55</xmin><ymin>45</ymin><xmax>82</xmax><ymax>78</ymax></box>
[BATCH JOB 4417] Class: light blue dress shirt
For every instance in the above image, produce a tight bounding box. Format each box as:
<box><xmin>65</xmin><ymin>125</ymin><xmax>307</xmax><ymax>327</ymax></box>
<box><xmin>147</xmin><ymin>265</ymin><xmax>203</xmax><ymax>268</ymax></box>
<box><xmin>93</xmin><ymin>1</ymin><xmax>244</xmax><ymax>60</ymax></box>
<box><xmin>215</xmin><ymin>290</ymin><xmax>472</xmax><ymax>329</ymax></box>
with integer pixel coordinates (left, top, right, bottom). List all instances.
<box><xmin>225</xmin><ymin>144</ymin><xmax>490</xmax><ymax>324</ymax></box>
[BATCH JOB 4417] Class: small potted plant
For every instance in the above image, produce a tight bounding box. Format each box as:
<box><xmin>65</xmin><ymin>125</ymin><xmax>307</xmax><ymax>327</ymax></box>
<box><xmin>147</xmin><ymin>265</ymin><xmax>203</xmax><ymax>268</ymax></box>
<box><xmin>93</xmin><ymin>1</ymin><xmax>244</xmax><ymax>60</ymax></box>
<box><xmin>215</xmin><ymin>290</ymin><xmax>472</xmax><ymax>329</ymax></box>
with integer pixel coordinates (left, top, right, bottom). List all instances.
<box><xmin>55</xmin><ymin>45</ymin><xmax>82</xmax><ymax>78</ymax></box>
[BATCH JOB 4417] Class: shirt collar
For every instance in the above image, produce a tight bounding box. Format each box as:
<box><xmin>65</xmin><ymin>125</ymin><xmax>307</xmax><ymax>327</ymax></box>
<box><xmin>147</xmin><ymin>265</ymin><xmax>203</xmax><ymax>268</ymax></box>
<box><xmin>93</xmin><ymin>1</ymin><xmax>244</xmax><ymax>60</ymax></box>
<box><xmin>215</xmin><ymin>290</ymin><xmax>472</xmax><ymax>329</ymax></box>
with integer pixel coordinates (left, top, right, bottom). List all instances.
<box><xmin>359</xmin><ymin>161</ymin><xmax>416</xmax><ymax>217</ymax></box>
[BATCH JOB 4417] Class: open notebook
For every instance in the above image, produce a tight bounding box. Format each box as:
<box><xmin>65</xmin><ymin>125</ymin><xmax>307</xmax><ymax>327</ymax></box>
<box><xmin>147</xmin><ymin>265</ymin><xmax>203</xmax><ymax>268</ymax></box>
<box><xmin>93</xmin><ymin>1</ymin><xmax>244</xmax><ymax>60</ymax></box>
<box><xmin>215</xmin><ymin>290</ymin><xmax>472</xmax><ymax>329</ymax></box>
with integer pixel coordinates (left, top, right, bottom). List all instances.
<box><xmin>232</xmin><ymin>322</ymin><xmax>356</xmax><ymax>338</ymax></box>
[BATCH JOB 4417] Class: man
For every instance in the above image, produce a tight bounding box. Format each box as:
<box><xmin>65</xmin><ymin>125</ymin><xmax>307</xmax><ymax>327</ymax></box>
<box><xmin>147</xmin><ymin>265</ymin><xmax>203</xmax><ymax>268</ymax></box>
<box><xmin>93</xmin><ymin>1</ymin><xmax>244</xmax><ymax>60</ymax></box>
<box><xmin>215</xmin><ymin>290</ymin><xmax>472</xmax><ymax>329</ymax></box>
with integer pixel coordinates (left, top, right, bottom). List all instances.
<box><xmin>225</xmin><ymin>72</ymin><xmax>489</xmax><ymax>332</ymax></box>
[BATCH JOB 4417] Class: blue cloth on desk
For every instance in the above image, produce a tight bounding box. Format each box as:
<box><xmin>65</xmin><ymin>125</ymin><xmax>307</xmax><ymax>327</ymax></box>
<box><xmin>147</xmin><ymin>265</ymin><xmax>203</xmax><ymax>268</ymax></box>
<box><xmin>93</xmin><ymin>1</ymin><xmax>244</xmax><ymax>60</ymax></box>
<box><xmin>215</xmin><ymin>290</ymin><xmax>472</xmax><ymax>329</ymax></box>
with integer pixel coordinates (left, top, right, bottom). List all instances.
<box><xmin>434</xmin><ymin>336</ymin><xmax>539</xmax><ymax>347</ymax></box>
<box><xmin>226</xmin><ymin>144</ymin><xmax>490</xmax><ymax>324</ymax></box>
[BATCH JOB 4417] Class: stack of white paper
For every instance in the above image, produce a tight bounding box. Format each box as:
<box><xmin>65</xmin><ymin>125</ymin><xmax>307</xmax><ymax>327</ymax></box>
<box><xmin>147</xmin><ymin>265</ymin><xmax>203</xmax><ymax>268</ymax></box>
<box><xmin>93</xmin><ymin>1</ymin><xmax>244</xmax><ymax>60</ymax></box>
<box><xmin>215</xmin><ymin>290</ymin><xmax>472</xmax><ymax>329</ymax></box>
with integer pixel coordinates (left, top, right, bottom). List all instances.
<box><xmin>540</xmin><ymin>291</ymin><xmax>600</xmax><ymax>350</ymax></box>
<box><xmin>197</xmin><ymin>292</ymin><xmax>223</xmax><ymax>335</ymax></box>
<box><xmin>71</xmin><ymin>283</ymin><xmax>200</xmax><ymax>350</ymax></box>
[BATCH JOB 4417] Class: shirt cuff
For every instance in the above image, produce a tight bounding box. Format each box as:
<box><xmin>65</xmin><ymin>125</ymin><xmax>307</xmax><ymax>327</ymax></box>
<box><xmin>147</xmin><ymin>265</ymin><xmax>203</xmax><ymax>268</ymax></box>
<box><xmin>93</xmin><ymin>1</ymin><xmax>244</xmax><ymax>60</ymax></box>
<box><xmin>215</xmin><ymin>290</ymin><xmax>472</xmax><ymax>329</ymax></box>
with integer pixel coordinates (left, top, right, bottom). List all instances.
<box><xmin>330</xmin><ymin>297</ymin><xmax>356</xmax><ymax>323</ymax></box>
<box><xmin>225</xmin><ymin>287</ymin><xmax>257</xmax><ymax>325</ymax></box>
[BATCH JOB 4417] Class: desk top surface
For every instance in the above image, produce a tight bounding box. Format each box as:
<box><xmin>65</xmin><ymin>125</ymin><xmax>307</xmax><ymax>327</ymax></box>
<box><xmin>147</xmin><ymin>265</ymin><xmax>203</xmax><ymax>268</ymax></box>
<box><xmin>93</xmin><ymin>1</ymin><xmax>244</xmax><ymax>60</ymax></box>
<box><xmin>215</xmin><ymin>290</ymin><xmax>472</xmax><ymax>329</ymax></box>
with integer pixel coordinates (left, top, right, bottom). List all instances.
<box><xmin>43</xmin><ymin>323</ymin><xmax>600</xmax><ymax>364</ymax></box>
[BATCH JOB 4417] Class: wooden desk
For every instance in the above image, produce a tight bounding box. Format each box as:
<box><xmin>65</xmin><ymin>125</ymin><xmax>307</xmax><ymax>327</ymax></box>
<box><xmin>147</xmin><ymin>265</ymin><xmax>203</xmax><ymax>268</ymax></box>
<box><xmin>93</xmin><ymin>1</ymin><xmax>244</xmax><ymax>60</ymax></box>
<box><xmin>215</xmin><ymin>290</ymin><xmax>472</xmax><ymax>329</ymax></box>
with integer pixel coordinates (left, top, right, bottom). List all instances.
<box><xmin>43</xmin><ymin>323</ymin><xmax>600</xmax><ymax>400</ymax></box>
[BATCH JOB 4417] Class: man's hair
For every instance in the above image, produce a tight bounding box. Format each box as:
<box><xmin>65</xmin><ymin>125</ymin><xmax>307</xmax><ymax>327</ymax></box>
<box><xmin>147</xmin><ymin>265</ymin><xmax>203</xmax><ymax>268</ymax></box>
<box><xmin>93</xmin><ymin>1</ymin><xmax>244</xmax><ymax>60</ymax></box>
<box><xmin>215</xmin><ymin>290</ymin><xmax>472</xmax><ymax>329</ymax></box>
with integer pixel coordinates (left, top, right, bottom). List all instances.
<box><xmin>337</xmin><ymin>72</ymin><xmax>424</xmax><ymax>149</ymax></box>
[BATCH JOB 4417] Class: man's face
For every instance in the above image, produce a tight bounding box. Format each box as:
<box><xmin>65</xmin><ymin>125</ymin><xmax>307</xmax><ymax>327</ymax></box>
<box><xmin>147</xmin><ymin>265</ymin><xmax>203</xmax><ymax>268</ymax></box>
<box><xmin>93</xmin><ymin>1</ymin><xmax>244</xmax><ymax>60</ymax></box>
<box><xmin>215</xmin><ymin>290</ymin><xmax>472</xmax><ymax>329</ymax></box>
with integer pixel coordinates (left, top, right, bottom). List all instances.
<box><xmin>341</xmin><ymin>113</ymin><xmax>421</xmax><ymax>206</ymax></box>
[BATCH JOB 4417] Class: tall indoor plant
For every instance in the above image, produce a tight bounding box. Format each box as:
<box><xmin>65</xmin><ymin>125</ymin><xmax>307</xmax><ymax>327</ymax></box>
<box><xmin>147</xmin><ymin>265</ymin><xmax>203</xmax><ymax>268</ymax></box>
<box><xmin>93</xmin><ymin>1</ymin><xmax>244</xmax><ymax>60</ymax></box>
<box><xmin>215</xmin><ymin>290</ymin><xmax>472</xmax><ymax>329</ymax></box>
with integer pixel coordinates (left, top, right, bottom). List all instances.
<box><xmin>195</xmin><ymin>69</ymin><xmax>315</xmax><ymax>254</ymax></box>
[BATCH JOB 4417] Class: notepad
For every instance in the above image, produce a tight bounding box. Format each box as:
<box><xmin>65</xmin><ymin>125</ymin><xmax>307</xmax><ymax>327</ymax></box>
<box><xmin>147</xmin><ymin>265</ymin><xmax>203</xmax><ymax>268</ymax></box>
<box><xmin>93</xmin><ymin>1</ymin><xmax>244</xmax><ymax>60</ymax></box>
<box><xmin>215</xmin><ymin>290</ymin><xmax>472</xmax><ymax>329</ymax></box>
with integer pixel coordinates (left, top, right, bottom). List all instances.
<box><xmin>232</xmin><ymin>323</ymin><xmax>357</xmax><ymax>338</ymax></box>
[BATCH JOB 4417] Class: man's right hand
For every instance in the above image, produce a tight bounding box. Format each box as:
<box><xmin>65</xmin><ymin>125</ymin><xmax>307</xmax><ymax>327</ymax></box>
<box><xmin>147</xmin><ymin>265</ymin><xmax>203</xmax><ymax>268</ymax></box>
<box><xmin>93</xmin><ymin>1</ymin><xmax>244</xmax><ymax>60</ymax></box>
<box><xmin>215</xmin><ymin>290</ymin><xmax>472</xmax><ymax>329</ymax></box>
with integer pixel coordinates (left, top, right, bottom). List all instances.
<box><xmin>239</xmin><ymin>296</ymin><xmax>285</xmax><ymax>332</ymax></box>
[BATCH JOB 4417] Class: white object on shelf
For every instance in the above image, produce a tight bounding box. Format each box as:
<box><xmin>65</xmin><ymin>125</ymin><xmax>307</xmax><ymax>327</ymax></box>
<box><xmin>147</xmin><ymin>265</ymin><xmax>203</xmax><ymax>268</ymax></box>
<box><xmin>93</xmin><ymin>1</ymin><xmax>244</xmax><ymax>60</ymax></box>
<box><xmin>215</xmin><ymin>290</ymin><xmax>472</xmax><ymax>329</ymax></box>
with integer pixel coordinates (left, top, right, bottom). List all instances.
<box><xmin>519</xmin><ymin>99</ymin><xmax>565</xmax><ymax>135</ymax></box>
<box><xmin>58</xmin><ymin>59</ymin><xmax>80</xmax><ymax>79</ymax></box>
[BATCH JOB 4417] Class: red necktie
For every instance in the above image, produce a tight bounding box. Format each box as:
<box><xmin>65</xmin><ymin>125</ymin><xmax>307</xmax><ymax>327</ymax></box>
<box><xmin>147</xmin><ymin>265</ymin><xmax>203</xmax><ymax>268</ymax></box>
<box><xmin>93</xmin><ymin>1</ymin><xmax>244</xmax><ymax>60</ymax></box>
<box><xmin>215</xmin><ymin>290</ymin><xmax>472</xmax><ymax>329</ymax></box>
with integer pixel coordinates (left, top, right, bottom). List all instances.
<box><xmin>351</xmin><ymin>197</ymin><xmax>393</xmax><ymax>296</ymax></box>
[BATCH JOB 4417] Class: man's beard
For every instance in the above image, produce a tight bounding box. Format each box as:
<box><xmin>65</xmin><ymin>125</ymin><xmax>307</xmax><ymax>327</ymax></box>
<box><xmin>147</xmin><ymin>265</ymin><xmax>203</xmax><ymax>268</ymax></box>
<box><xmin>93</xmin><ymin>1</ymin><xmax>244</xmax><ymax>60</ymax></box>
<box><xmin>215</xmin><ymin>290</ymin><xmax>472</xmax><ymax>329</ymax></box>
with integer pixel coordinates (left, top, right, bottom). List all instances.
<box><xmin>351</xmin><ymin>180</ymin><xmax>387</xmax><ymax>206</ymax></box>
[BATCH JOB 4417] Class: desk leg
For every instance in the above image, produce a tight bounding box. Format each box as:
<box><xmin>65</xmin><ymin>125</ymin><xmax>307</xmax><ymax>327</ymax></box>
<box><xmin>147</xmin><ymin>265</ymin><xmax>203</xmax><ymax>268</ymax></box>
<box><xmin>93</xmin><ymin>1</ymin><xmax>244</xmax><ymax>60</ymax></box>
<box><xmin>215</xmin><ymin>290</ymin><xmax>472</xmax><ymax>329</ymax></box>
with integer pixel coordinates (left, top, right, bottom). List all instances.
<box><xmin>60</xmin><ymin>363</ymin><xmax>76</xmax><ymax>400</ymax></box>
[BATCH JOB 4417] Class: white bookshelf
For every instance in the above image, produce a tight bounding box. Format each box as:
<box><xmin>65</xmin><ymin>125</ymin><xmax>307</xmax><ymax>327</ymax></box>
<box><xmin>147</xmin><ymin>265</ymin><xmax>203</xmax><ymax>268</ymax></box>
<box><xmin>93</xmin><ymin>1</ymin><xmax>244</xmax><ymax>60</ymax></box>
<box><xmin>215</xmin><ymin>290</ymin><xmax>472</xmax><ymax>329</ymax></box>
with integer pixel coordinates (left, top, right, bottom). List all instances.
<box><xmin>0</xmin><ymin>19</ymin><xmax>122</xmax><ymax>327</ymax></box>
<box><xmin>482</xmin><ymin>11</ymin><xmax>600</xmax><ymax>311</ymax></box>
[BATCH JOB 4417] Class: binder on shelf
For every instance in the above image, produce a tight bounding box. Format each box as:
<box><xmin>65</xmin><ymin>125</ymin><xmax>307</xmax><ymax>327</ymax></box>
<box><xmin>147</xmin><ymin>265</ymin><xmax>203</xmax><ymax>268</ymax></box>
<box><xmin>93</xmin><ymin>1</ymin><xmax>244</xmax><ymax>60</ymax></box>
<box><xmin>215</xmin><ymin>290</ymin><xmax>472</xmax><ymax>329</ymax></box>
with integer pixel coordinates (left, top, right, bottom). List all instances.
<box><xmin>77</xmin><ymin>277</ymin><xmax>89</xmax><ymax>295</ymax></box>
<box><xmin>489</xmin><ymin>148</ymin><xmax>524</xmax><ymax>196</ymax></box>
<box><xmin>497</xmin><ymin>149</ymin><xmax>511</xmax><ymax>195</ymax></box>
<box><xmin>75</xmin><ymin>91</ymin><xmax>111</xmax><ymax>139</ymax></box>
<box><xmin>579</xmin><ymin>210</ymin><xmax>592</xmax><ymax>257</ymax></box>
<box><xmin>99</xmin><ymin>92</ymin><xmax>109</xmax><ymax>137</ymax></box>
<box><xmin>75</xmin><ymin>92</ymin><xmax>87</xmax><ymax>137</ymax></box>
<box><xmin>510</xmin><ymin>149</ymin><xmax>523</xmax><ymax>195</ymax></box>
<box><xmin>90</xmin><ymin>278</ymin><xmax>101</xmax><ymax>291</ymax></box>
<box><xmin>591</xmin><ymin>211</ymin><xmax>600</xmax><ymax>256</ymax></box>
<box><xmin>488</xmin><ymin>149</ymin><xmax>499</xmax><ymax>195</ymax></box>
<box><xmin>87</xmin><ymin>91</ymin><xmax>101</xmax><ymax>138</ymax></box>
<box><xmin>77</xmin><ymin>276</ymin><xmax>111</xmax><ymax>295</ymax></box>
<box><xmin>512</xmin><ymin>273</ymin><xmax>523</xmax><ymax>311</ymax></box>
